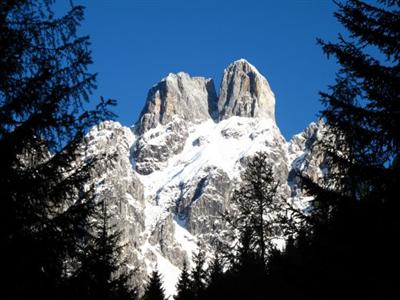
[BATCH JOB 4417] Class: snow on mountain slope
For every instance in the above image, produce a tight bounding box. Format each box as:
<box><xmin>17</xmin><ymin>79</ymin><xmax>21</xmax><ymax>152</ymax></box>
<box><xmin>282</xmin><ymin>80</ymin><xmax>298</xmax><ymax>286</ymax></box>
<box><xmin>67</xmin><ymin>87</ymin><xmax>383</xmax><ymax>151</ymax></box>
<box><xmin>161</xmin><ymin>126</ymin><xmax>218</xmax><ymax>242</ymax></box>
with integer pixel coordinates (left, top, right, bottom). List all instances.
<box><xmin>84</xmin><ymin>59</ymin><xmax>326</xmax><ymax>298</ymax></box>
<box><xmin>137</xmin><ymin>116</ymin><xmax>281</xmax><ymax>199</ymax></box>
<box><xmin>132</xmin><ymin>116</ymin><xmax>289</xmax><ymax>297</ymax></box>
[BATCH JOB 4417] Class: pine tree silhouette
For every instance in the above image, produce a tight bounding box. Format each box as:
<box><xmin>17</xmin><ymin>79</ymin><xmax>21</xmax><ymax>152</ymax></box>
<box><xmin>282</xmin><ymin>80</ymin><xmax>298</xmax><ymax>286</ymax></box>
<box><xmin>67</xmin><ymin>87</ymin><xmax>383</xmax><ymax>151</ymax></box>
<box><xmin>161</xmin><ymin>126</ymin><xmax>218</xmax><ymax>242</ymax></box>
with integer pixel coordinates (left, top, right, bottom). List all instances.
<box><xmin>142</xmin><ymin>269</ymin><xmax>166</xmax><ymax>300</ymax></box>
<box><xmin>69</xmin><ymin>200</ymin><xmax>137</xmax><ymax>300</ymax></box>
<box><xmin>215</xmin><ymin>152</ymin><xmax>285</xmax><ymax>299</ymax></box>
<box><xmin>264</xmin><ymin>1</ymin><xmax>400</xmax><ymax>299</ymax></box>
<box><xmin>229</xmin><ymin>152</ymin><xmax>284</xmax><ymax>263</ymax></box>
<box><xmin>0</xmin><ymin>1</ymin><xmax>115</xmax><ymax>299</ymax></box>
<box><xmin>317</xmin><ymin>0</ymin><xmax>400</xmax><ymax>209</ymax></box>
<box><xmin>174</xmin><ymin>260</ymin><xmax>194</xmax><ymax>300</ymax></box>
<box><xmin>190</xmin><ymin>250</ymin><xmax>207</xmax><ymax>300</ymax></box>
<box><xmin>204</xmin><ymin>251</ymin><xmax>225</xmax><ymax>300</ymax></box>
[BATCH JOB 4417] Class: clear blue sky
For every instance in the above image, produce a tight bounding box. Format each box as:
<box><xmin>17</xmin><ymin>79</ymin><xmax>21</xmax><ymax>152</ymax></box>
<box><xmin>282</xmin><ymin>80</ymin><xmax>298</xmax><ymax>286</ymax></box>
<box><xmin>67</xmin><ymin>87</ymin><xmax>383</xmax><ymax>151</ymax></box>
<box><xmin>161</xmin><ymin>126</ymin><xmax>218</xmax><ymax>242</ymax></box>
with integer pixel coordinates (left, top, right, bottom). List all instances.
<box><xmin>55</xmin><ymin>0</ymin><xmax>342</xmax><ymax>139</ymax></box>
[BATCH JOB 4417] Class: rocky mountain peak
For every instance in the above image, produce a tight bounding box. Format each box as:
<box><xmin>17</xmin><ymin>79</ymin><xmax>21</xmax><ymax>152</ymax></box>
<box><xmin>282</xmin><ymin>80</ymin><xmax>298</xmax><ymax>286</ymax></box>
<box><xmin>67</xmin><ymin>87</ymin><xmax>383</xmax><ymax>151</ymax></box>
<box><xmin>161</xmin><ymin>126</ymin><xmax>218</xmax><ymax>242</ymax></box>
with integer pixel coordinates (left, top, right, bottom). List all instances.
<box><xmin>81</xmin><ymin>59</ymin><xmax>327</xmax><ymax>297</ymax></box>
<box><xmin>136</xmin><ymin>60</ymin><xmax>276</xmax><ymax>135</ymax></box>
<box><xmin>218</xmin><ymin>59</ymin><xmax>275</xmax><ymax>121</ymax></box>
<box><xmin>136</xmin><ymin>72</ymin><xmax>218</xmax><ymax>134</ymax></box>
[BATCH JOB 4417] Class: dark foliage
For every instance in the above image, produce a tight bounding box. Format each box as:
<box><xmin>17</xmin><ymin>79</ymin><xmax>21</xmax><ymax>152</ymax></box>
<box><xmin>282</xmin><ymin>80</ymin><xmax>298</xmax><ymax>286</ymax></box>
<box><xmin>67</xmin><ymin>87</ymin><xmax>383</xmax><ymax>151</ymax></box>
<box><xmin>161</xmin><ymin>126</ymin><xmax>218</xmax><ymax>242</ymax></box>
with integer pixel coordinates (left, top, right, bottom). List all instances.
<box><xmin>226</xmin><ymin>152</ymin><xmax>286</xmax><ymax>264</ymax></box>
<box><xmin>67</xmin><ymin>200</ymin><xmax>138</xmax><ymax>300</ymax></box>
<box><xmin>142</xmin><ymin>269</ymin><xmax>166</xmax><ymax>300</ymax></box>
<box><xmin>263</xmin><ymin>0</ymin><xmax>400</xmax><ymax>299</ymax></box>
<box><xmin>174</xmin><ymin>260</ymin><xmax>194</xmax><ymax>300</ymax></box>
<box><xmin>0</xmin><ymin>1</ymin><xmax>117</xmax><ymax>299</ymax></box>
<box><xmin>314</xmin><ymin>0</ymin><xmax>400</xmax><ymax>209</ymax></box>
<box><xmin>204</xmin><ymin>252</ymin><xmax>224</xmax><ymax>300</ymax></box>
<box><xmin>202</xmin><ymin>152</ymin><xmax>285</xmax><ymax>300</ymax></box>
<box><xmin>189</xmin><ymin>250</ymin><xmax>207</xmax><ymax>300</ymax></box>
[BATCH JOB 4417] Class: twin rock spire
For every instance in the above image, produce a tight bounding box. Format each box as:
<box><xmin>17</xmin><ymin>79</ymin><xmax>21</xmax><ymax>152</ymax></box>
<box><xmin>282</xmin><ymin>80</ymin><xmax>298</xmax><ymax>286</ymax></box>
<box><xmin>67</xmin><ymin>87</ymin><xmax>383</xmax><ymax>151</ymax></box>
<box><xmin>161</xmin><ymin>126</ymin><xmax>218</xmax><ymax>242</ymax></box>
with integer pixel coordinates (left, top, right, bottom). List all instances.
<box><xmin>137</xmin><ymin>59</ymin><xmax>276</xmax><ymax>134</ymax></box>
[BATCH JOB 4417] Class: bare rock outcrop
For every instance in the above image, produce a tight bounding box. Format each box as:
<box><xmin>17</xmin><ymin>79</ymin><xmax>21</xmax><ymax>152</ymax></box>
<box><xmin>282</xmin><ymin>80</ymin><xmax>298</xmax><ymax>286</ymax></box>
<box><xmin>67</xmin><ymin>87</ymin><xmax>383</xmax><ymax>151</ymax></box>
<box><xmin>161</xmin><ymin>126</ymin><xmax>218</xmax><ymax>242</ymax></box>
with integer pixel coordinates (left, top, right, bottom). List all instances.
<box><xmin>218</xmin><ymin>59</ymin><xmax>275</xmax><ymax>121</ymax></box>
<box><xmin>137</xmin><ymin>72</ymin><xmax>218</xmax><ymax>134</ymax></box>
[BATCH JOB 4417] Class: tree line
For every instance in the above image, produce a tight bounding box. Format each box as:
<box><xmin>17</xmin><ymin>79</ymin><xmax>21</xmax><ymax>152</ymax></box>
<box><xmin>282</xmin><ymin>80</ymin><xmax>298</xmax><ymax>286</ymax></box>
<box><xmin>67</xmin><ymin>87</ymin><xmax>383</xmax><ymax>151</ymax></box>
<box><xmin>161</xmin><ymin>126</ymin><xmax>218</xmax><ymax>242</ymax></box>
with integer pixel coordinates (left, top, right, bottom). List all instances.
<box><xmin>1</xmin><ymin>0</ymin><xmax>399</xmax><ymax>299</ymax></box>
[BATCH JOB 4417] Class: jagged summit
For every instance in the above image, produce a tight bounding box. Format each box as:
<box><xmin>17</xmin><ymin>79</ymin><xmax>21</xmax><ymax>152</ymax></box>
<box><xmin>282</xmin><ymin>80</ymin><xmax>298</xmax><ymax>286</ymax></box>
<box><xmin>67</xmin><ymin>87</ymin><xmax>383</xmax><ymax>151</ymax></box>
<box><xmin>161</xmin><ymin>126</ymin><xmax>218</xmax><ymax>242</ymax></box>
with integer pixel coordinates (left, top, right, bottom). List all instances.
<box><xmin>218</xmin><ymin>59</ymin><xmax>275</xmax><ymax>121</ymax></box>
<box><xmin>136</xmin><ymin>72</ymin><xmax>218</xmax><ymax>134</ymax></box>
<box><xmin>228</xmin><ymin>58</ymin><xmax>259</xmax><ymax>71</ymax></box>
<box><xmin>136</xmin><ymin>60</ymin><xmax>276</xmax><ymax>134</ymax></box>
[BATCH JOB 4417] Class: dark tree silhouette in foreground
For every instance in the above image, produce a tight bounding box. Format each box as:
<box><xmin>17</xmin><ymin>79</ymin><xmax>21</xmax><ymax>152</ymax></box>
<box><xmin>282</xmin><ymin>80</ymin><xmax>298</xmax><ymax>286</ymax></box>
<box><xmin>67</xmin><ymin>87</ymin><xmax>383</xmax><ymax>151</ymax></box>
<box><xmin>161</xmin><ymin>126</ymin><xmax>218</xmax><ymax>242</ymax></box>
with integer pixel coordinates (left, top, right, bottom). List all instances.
<box><xmin>265</xmin><ymin>1</ymin><xmax>400</xmax><ymax>299</ymax></box>
<box><xmin>317</xmin><ymin>0</ymin><xmax>400</xmax><ymax>207</ymax></box>
<box><xmin>208</xmin><ymin>152</ymin><xmax>285</xmax><ymax>300</ymax></box>
<box><xmin>70</xmin><ymin>200</ymin><xmax>137</xmax><ymax>300</ymax></box>
<box><xmin>228</xmin><ymin>152</ymin><xmax>284</xmax><ymax>264</ymax></box>
<box><xmin>204</xmin><ymin>252</ymin><xmax>225</xmax><ymax>300</ymax></box>
<box><xmin>0</xmin><ymin>1</ymin><xmax>115</xmax><ymax>299</ymax></box>
<box><xmin>189</xmin><ymin>250</ymin><xmax>208</xmax><ymax>300</ymax></box>
<box><xmin>174</xmin><ymin>260</ymin><xmax>193</xmax><ymax>300</ymax></box>
<box><xmin>142</xmin><ymin>269</ymin><xmax>166</xmax><ymax>300</ymax></box>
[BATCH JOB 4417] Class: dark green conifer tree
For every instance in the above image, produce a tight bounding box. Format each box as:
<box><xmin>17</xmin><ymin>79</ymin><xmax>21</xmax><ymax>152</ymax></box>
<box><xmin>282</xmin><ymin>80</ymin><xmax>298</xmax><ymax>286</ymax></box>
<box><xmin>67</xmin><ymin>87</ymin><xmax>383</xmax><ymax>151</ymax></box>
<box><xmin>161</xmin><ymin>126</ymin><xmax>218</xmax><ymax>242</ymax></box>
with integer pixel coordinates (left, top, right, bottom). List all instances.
<box><xmin>69</xmin><ymin>200</ymin><xmax>138</xmax><ymax>300</ymax></box>
<box><xmin>317</xmin><ymin>0</ymin><xmax>400</xmax><ymax>206</ymax></box>
<box><xmin>313</xmin><ymin>1</ymin><xmax>400</xmax><ymax>297</ymax></box>
<box><xmin>174</xmin><ymin>260</ymin><xmax>194</xmax><ymax>300</ymax></box>
<box><xmin>267</xmin><ymin>1</ymin><xmax>400</xmax><ymax>299</ymax></box>
<box><xmin>142</xmin><ymin>269</ymin><xmax>166</xmax><ymax>300</ymax></box>
<box><xmin>204</xmin><ymin>251</ymin><xmax>225</xmax><ymax>300</ymax></box>
<box><xmin>229</xmin><ymin>152</ymin><xmax>284</xmax><ymax>263</ymax></box>
<box><xmin>0</xmin><ymin>1</ymin><xmax>115</xmax><ymax>299</ymax></box>
<box><xmin>189</xmin><ymin>250</ymin><xmax>207</xmax><ymax>300</ymax></box>
<box><xmin>215</xmin><ymin>152</ymin><xmax>286</xmax><ymax>300</ymax></box>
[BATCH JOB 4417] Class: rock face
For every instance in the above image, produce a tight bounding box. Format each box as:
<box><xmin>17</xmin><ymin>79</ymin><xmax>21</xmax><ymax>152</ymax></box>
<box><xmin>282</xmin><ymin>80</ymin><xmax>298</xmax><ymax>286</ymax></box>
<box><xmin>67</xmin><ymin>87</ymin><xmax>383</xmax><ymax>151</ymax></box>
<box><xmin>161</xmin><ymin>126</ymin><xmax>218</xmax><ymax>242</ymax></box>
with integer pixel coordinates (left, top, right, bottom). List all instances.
<box><xmin>84</xmin><ymin>121</ymin><xmax>148</xmax><ymax>288</ymax></box>
<box><xmin>134</xmin><ymin>117</ymin><xmax>189</xmax><ymax>175</ymax></box>
<box><xmin>287</xmin><ymin>120</ymin><xmax>332</xmax><ymax>201</ymax></box>
<box><xmin>137</xmin><ymin>72</ymin><xmax>218</xmax><ymax>134</ymax></box>
<box><xmin>82</xmin><ymin>59</ymin><xmax>327</xmax><ymax>298</ymax></box>
<box><xmin>218</xmin><ymin>59</ymin><xmax>275</xmax><ymax>121</ymax></box>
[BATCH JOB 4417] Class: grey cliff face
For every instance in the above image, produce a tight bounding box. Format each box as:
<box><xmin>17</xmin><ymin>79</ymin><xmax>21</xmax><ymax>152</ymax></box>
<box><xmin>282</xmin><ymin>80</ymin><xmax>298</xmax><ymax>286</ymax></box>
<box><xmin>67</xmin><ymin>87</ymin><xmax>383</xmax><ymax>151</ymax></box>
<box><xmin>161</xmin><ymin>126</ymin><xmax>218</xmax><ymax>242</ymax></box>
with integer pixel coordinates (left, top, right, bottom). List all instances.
<box><xmin>218</xmin><ymin>59</ymin><xmax>275</xmax><ymax>121</ymax></box>
<box><xmin>137</xmin><ymin>72</ymin><xmax>218</xmax><ymax>135</ymax></box>
<box><xmin>84</xmin><ymin>121</ymin><xmax>148</xmax><ymax>289</ymax></box>
<box><xmin>133</xmin><ymin>117</ymin><xmax>189</xmax><ymax>175</ymax></box>
<box><xmin>287</xmin><ymin>120</ymin><xmax>330</xmax><ymax>200</ymax></box>
<box><xmin>175</xmin><ymin>166</ymin><xmax>233</xmax><ymax>245</ymax></box>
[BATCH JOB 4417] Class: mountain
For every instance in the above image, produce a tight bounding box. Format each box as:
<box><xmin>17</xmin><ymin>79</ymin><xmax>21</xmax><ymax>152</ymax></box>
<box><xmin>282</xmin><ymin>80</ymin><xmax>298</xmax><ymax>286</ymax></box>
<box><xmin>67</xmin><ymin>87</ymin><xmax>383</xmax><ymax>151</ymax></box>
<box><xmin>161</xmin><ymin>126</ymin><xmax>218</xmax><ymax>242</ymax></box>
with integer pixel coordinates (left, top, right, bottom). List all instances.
<box><xmin>84</xmin><ymin>59</ymin><xmax>326</xmax><ymax>297</ymax></box>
